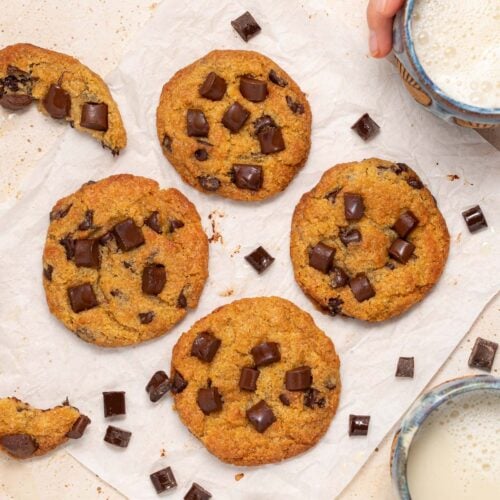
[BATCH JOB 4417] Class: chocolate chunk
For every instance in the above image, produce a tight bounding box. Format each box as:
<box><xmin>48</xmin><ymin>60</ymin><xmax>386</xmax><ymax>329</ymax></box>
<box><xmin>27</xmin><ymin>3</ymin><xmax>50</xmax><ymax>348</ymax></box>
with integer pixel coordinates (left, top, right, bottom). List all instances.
<box><xmin>139</xmin><ymin>311</ymin><xmax>155</xmax><ymax>324</ymax></box>
<box><xmin>246</xmin><ymin>400</ymin><xmax>276</xmax><ymax>433</ymax></box>
<box><xmin>144</xmin><ymin>211</ymin><xmax>162</xmax><ymax>234</ymax></box>
<box><xmin>50</xmin><ymin>204</ymin><xmax>72</xmax><ymax>221</ymax></box>
<box><xmin>103</xmin><ymin>425</ymin><xmax>131</xmax><ymax>448</ymax></box>
<box><xmin>462</xmin><ymin>205</ymin><xmax>488</xmax><ymax>233</ymax></box>
<box><xmin>395</xmin><ymin>357</ymin><xmax>414</xmax><ymax>378</ymax></box>
<box><xmin>239</xmin><ymin>367</ymin><xmax>260</xmax><ymax>391</ymax></box>
<box><xmin>222</xmin><ymin>102</ymin><xmax>250</xmax><ymax>132</ymax></box>
<box><xmin>169</xmin><ymin>219</ymin><xmax>185</xmax><ymax>232</ymax></box>
<box><xmin>74</xmin><ymin>239</ymin><xmax>100</xmax><ymax>268</ymax></box>
<box><xmin>254</xmin><ymin>115</ymin><xmax>276</xmax><ymax>134</ymax></box>
<box><xmin>113</xmin><ymin>219</ymin><xmax>145</xmax><ymax>251</ymax></box>
<box><xmin>150</xmin><ymin>466</ymin><xmax>177</xmax><ymax>494</ymax></box>
<box><xmin>468</xmin><ymin>337</ymin><xmax>498</xmax><ymax>372</ymax></box>
<box><xmin>286</xmin><ymin>95</ymin><xmax>304</xmax><ymax>114</ymax></box>
<box><xmin>43</xmin><ymin>84</ymin><xmax>71</xmax><ymax>119</ymax></box>
<box><xmin>327</xmin><ymin>297</ymin><xmax>344</xmax><ymax>316</ymax></box>
<box><xmin>80</xmin><ymin>102</ymin><xmax>108</xmax><ymax>131</ymax></box>
<box><xmin>162</xmin><ymin>134</ymin><xmax>172</xmax><ymax>152</ymax></box>
<box><xmin>68</xmin><ymin>283</ymin><xmax>98</xmax><ymax>313</ymax></box>
<box><xmin>285</xmin><ymin>366</ymin><xmax>312</xmax><ymax>391</ymax></box>
<box><xmin>187</xmin><ymin>109</ymin><xmax>209</xmax><ymax>137</ymax></box>
<box><xmin>184</xmin><ymin>482</ymin><xmax>212</xmax><ymax>500</ymax></box>
<box><xmin>257</xmin><ymin>125</ymin><xmax>285</xmax><ymax>154</ymax></box>
<box><xmin>0</xmin><ymin>434</ymin><xmax>38</xmax><ymax>458</ymax></box>
<box><xmin>394</xmin><ymin>162</ymin><xmax>409</xmax><ymax>175</ymax></box>
<box><xmin>231</xmin><ymin>11</ymin><xmax>261</xmax><ymax>42</ymax></box>
<box><xmin>43</xmin><ymin>264</ymin><xmax>54</xmax><ymax>281</ymax></box>
<box><xmin>393</xmin><ymin>211</ymin><xmax>419</xmax><ymax>238</ymax></box>
<box><xmin>102</xmin><ymin>391</ymin><xmax>126</xmax><ymax>417</ymax></box>
<box><xmin>251</xmin><ymin>341</ymin><xmax>281</xmax><ymax>367</ymax></box>
<box><xmin>191</xmin><ymin>331</ymin><xmax>221</xmax><ymax>362</ymax></box>
<box><xmin>194</xmin><ymin>148</ymin><xmax>208</xmax><ymax>161</ymax></box>
<box><xmin>245</xmin><ymin>246</ymin><xmax>275</xmax><ymax>274</ymax></box>
<box><xmin>146</xmin><ymin>370</ymin><xmax>171</xmax><ymax>402</ymax></box>
<box><xmin>407</xmin><ymin>177</ymin><xmax>423</xmax><ymax>189</ymax></box>
<box><xmin>326</xmin><ymin>187</ymin><xmax>342</xmax><ymax>204</ymax></box>
<box><xmin>78</xmin><ymin>210</ymin><xmax>94</xmax><ymax>231</ymax></box>
<box><xmin>330</xmin><ymin>267</ymin><xmax>349</xmax><ymax>288</ymax></box>
<box><xmin>269</xmin><ymin>69</ymin><xmax>288</xmax><ymax>87</ymax></box>
<box><xmin>349</xmin><ymin>415</ymin><xmax>370</xmax><ymax>436</ymax></box>
<box><xmin>232</xmin><ymin>164</ymin><xmax>263</xmax><ymax>191</ymax></box>
<box><xmin>344</xmin><ymin>193</ymin><xmax>365</xmax><ymax>221</ymax></box>
<box><xmin>304</xmin><ymin>388</ymin><xmax>326</xmax><ymax>408</ymax></box>
<box><xmin>199</xmin><ymin>72</ymin><xmax>227</xmax><ymax>101</ymax></box>
<box><xmin>142</xmin><ymin>264</ymin><xmax>166</xmax><ymax>295</ymax></box>
<box><xmin>99</xmin><ymin>231</ymin><xmax>114</xmax><ymax>246</ymax></box>
<box><xmin>308</xmin><ymin>242</ymin><xmax>335</xmax><ymax>274</ymax></box>
<box><xmin>279</xmin><ymin>393</ymin><xmax>290</xmax><ymax>406</ymax></box>
<box><xmin>0</xmin><ymin>93</ymin><xmax>33</xmax><ymax>110</ymax></box>
<box><xmin>389</xmin><ymin>238</ymin><xmax>415</xmax><ymax>264</ymax></box>
<box><xmin>197</xmin><ymin>175</ymin><xmax>220</xmax><ymax>192</ymax></box>
<box><xmin>349</xmin><ymin>274</ymin><xmax>375</xmax><ymax>302</ymax></box>
<box><xmin>351</xmin><ymin>113</ymin><xmax>380</xmax><ymax>141</ymax></box>
<box><xmin>66</xmin><ymin>415</ymin><xmax>91</xmax><ymax>439</ymax></box>
<box><xmin>240</xmin><ymin>76</ymin><xmax>268</xmax><ymax>102</ymax></box>
<box><xmin>177</xmin><ymin>290</ymin><xmax>187</xmax><ymax>308</ymax></box>
<box><xmin>60</xmin><ymin>236</ymin><xmax>75</xmax><ymax>260</ymax></box>
<box><xmin>386</xmin><ymin>261</ymin><xmax>396</xmax><ymax>270</ymax></box>
<box><xmin>3</xmin><ymin>66</ymin><xmax>31</xmax><ymax>91</ymax></box>
<box><xmin>340</xmin><ymin>228</ymin><xmax>362</xmax><ymax>246</ymax></box>
<box><xmin>171</xmin><ymin>370</ymin><xmax>188</xmax><ymax>394</ymax></box>
<box><xmin>197</xmin><ymin>387</ymin><xmax>223</xmax><ymax>415</ymax></box>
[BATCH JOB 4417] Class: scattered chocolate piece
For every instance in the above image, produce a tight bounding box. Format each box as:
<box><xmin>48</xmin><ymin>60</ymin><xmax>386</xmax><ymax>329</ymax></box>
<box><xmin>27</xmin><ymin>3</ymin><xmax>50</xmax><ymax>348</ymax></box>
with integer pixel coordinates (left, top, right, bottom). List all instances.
<box><xmin>50</xmin><ymin>204</ymin><xmax>72</xmax><ymax>221</ymax></box>
<box><xmin>239</xmin><ymin>367</ymin><xmax>260</xmax><ymax>391</ymax></box>
<box><xmin>171</xmin><ymin>371</ymin><xmax>188</xmax><ymax>394</ymax></box>
<box><xmin>351</xmin><ymin>113</ymin><xmax>380</xmax><ymax>141</ymax></box>
<box><xmin>169</xmin><ymin>219</ymin><xmax>185</xmax><ymax>233</ymax></box>
<box><xmin>162</xmin><ymin>134</ymin><xmax>172</xmax><ymax>152</ymax></box>
<box><xmin>240</xmin><ymin>76</ymin><xmax>268</xmax><ymax>102</ymax></box>
<box><xmin>462</xmin><ymin>205</ymin><xmax>488</xmax><ymax>233</ymax></box>
<box><xmin>198</xmin><ymin>175</ymin><xmax>220</xmax><ymax>192</ymax></box>
<box><xmin>330</xmin><ymin>267</ymin><xmax>349</xmax><ymax>288</ymax></box>
<box><xmin>194</xmin><ymin>148</ymin><xmax>208</xmax><ymax>161</ymax></box>
<box><xmin>0</xmin><ymin>93</ymin><xmax>33</xmax><ymax>111</ymax></box>
<box><xmin>326</xmin><ymin>187</ymin><xmax>342</xmax><ymax>204</ymax></box>
<box><xmin>232</xmin><ymin>164</ymin><xmax>263</xmax><ymax>191</ymax></box>
<box><xmin>66</xmin><ymin>415</ymin><xmax>91</xmax><ymax>439</ymax></box>
<box><xmin>144</xmin><ymin>211</ymin><xmax>162</xmax><ymax>234</ymax></box>
<box><xmin>393</xmin><ymin>211</ymin><xmax>419</xmax><ymax>238</ymax></box>
<box><xmin>177</xmin><ymin>290</ymin><xmax>187</xmax><ymax>308</ymax></box>
<box><xmin>395</xmin><ymin>357</ymin><xmax>415</xmax><ymax>378</ymax></box>
<box><xmin>246</xmin><ymin>400</ymin><xmax>276</xmax><ymax>433</ymax></box>
<box><xmin>231</xmin><ymin>11</ymin><xmax>261</xmax><ymax>42</ymax></box>
<box><xmin>251</xmin><ymin>341</ymin><xmax>281</xmax><ymax>367</ymax></box>
<box><xmin>103</xmin><ymin>426</ymin><xmax>131</xmax><ymax>448</ymax></box>
<box><xmin>349</xmin><ymin>415</ymin><xmax>370</xmax><ymax>436</ymax></box>
<box><xmin>191</xmin><ymin>331</ymin><xmax>221</xmax><ymax>362</ymax></box>
<box><xmin>285</xmin><ymin>366</ymin><xmax>312</xmax><ymax>391</ymax></box>
<box><xmin>43</xmin><ymin>264</ymin><xmax>54</xmax><ymax>281</ymax></box>
<box><xmin>304</xmin><ymin>388</ymin><xmax>325</xmax><ymax>408</ymax></box>
<box><xmin>339</xmin><ymin>228</ymin><xmax>362</xmax><ymax>246</ymax></box>
<box><xmin>407</xmin><ymin>177</ymin><xmax>423</xmax><ymax>189</ymax></box>
<box><xmin>184</xmin><ymin>482</ymin><xmax>212</xmax><ymax>500</ymax></box>
<box><xmin>139</xmin><ymin>311</ymin><xmax>155</xmax><ymax>324</ymax></box>
<box><xmin>43</xmin><ymin>84</ymin><xmax>71</xmax><ymax>119</ymax></box>
<box><xmin>197</xmin><ymin>387</ymin><xmax>223</xmax><ymax>415</ymax></box>
<box><xmin>68</xmin><ymin>283</ymin><xmax>98</xmax><ymax>313</ymax></box>
<box><xmin>60</xmin><ymin>236</ymin><xmax>75</xmax><ymax>260</ymax></box>
<box><xmin>344</xmin><ymin>193</ymin><xmax>365</xmax><ymax>221</ymax></box>
<box><xmin>245</xmin><ymin>246</ymin><xmax>275</xmax><ymax>274</ymax></box>
<box><xmin>349</xmin><ymin>273</ymin><xmax>375</xmax><ymax>302</ymax></box>
<box><xmin>269</xmin><ymin>69</ymin><xmax>287</xmax><ymax>87</ymax></box>
<box><xmin>74</xmin><ymin>239</ymin><xmax>100</xmax><ymax>268</ymax></box>
<box><xmin>99</xmin><ymin>232</ymin><xmax>114</xmax><ymax>246</ymax></box>
<box><xmin>389</xmin><ymin>238</ymin><xmax>415</xmax><ymax>264</ymax></box>
<box><xmin>78</xmin><ymin>210</ymin><xmax>94</xmax><ymax>231</ymax></box>
<box><xmin>222</xmin><ymin>102</ymin><xmax>250</xmax><ymax>132</ymax></box>
<box><xmin>199</xmin><ymin>72</ymin><xmax>227</xmax><ymax>101</ymax></box>
<box><xmin>102</xmin><ymin>391</ymin><xmax>126</xmax><ymax>418</ymax></box>
<box><xmin>308</xmin><ymin>242</ymin><xmax>335</xmax><ymax>274</ymax></box>
<box><xmin>279</xmin><ymin>393</ymin><xmax>290</xmax><ymax>406</ymax></box>
<box><xmin>142</xmin><ymin>264</ymin><xmax>167</xmax><ymax>295</ymax></box>
<box><xmin>146</xmin><ymin>370</ymin><xmax>171</xmax><ymax>402</ymax></box>
<box><xmin>468</xmin><ymin>337</ymin><xmax>498</xmax><ymax>372</ymax></box>
<box><xmin>113</xmin><ymin>219</ymin><xmax>145</xmax><ymax>251</ymax></box>
<box><xmin>286</xmin><ymin>95</ymin><xmax>304</xmax><ymax>114</ymax></box>
<box><xmin>0</xmin><ymin>434</ymin><xmax>38</xmax><ymax>458</ymax></box>
<box><xmin>257</xmin><ymin>125</ymin><xmax>285</xmax><ymax>154</ymax></box>
<box><xmin>80</xmin><ymin>102</ymin><xmax>108</xmax><ymax>131</ymax></box>
<box><xmin>187</xmin><ymin>109</ymin><xmax>209</xmax><ymax>137</ymax></box>
<box><xmin>150</xmin><ymin>466</ymin><xmax>177</xmax><ymax>494</ymax></box>
<box><xmin>327</xmin><ymin>297</ymin><xmax>344</xmax><ymax>316</ymax></box>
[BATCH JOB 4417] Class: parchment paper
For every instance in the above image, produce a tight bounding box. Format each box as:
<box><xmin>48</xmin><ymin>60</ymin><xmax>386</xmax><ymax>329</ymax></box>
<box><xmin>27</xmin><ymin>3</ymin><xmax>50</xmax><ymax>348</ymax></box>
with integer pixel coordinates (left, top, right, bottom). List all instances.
<box><xmin>0</xmin><ymin>0</ymin><xmax>499</xmax><ymax>498</ymax></box>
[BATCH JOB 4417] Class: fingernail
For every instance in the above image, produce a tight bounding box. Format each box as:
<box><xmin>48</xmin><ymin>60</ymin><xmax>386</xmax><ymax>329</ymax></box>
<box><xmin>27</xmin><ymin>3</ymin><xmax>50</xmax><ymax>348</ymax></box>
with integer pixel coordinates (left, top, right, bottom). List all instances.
<box><xmin>376</xmin><ymin>0</ymin><xmax>389</xmax><ymax>14</ymax></box>
<box><xmin>369</xmin><ymin>31</ymin><xmax>379</xmax><ymax>56</ymax></box>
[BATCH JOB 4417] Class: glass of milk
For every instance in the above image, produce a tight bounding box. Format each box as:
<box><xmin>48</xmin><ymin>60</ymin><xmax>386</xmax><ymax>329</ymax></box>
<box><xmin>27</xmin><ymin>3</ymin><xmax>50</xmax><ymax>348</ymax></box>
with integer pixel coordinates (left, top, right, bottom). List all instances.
<box><xmin>391</xmin><ymin>375</ymin><xmax>500</xmax><ymax>500</ymax></box>
<box><xmin>393</xmin><ymin>0</ymin><xmax>500</xmax><ymax>128</ymax></box>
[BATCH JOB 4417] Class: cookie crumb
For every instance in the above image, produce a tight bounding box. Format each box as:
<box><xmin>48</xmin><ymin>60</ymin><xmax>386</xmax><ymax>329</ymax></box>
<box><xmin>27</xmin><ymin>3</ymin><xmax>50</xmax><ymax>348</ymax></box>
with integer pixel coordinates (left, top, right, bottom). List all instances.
<box><xmin>447</xmin><ymin>174</ymin><xmax>460</xmax><ymax>181</ymax></box>
<box><xmin>160</xmin><ymin>448</ymin><xmax>166</xmax><ymax>457</ymax></box>
<box><xmin>219</xmin><ymin>288</ymin><xmax>234</xmax><ymax>297</ymax></box>
<box><xmin>235</xmin><ymin>473</ymin><xmax>245</xmax><ymax>481</ymax></box>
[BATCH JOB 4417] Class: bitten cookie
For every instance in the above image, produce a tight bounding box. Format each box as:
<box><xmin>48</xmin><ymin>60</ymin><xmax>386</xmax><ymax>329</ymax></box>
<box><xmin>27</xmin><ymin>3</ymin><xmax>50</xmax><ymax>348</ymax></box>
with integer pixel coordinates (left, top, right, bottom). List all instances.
<box><xmin>171</xmin><ymin>297</ymin><xmax>341</xmax><ymax>466</ymax></box>
<box><xmin>0</xmin><ymin>43</ymin><xmax>126</xmax><ymax>154</ymax></box>
<box><xmin>156</xmin><ymin>50</ymin><xmax>311</xmax><ymax>201</ymax></box>
<box><xmin>0</xmin><ymin>397</ymin><xmax>89</xmax><ymax>459</ymax></box>
<box><xmin>43</xmin><ymin>174</ymin><xmax>208</xmax><ymax>347</ymax></box>
<box><xmin>290</xmin><ymin>158</ymin><xmax>450</xmax><ymax>322</ymax></box>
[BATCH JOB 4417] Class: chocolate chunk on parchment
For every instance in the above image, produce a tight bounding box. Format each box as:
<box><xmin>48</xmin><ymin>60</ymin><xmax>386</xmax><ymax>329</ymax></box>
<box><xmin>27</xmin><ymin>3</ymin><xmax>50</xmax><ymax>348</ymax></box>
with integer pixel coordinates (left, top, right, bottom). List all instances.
<box><xmin>349</xmin><ymin>415</ymin><xmax>370</xmax><ymax>436</ymax></box>
<box><xmin>351</xmin><ymin>113</ymin><xmax>379</xmax><ymax>141</ymax></box>
<box><xmin>184</xmin><ymin>482</ymin><xmax>212</xmax><ymax>500</ymax></box>
<box><xmin>102</xmin><ymin>391</ymin><xmax>126</xmax><ymax>418</ymax></box>
<box><xmin>395</xmin><ymin>357</ymin><xmax>415</xmax><ymax>378</ymax></box>
<box><xmin>231</xmin><ymin>11</ymin><xmax>261</xmax><ymax>42</ymax></box>
<box><xmin>146</xmin><ymin>370</ymin><xmax>171</xmax><ymax>402</ymax></box>
<box><xmin>103</xmin><ymin>425</ymin><xmax>131</xmax><ymax>448</ymax></box>
<box><xmin>66</xmin><ymin>415</ymin><xmax>91</xmax><ymax>439</ymax></box>
<box><xmin>462</xmin><ymin>205</ymin><xmax>488</xmax><ymax>233</ymax></box>
<box><xmin>245</xmin><ymin>246</ymin><xmax>275</xmax><ymax>274</ymax></box>
<box><xmin>468</xmin><ymin>337</ymin><xmax>498</xmax><ymax>372</ymax></box>
<box><xmin>150</xmin><ymin>466</ymin><xmax>177</xmax><ymax>494</ymax></box>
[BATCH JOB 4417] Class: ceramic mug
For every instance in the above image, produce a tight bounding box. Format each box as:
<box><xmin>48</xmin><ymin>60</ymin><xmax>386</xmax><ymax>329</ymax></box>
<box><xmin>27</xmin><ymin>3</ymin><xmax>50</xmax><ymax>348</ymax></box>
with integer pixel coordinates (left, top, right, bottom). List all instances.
<box><xmin>390</xmin><ymin>375</ymin><xmax>500</xmax><ymax>499</ymax></box>
<box><xmin>392</xmin><ymin>0</ymin><xmax>500</xmax><ymax>129</ymax></box>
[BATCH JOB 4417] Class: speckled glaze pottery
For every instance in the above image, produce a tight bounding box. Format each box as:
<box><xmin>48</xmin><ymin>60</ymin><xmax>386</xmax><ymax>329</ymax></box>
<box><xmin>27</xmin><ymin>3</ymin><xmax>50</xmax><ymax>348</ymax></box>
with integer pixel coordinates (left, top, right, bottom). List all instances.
<box><xmin>393</xmin><ymin>0</ymin><xmax>500</xmax><ymax>129</ymax></box>
<box><xmin>391</xmin><ymin>375</ymin><xmax>500</xmax><ymax>499</ymax></box>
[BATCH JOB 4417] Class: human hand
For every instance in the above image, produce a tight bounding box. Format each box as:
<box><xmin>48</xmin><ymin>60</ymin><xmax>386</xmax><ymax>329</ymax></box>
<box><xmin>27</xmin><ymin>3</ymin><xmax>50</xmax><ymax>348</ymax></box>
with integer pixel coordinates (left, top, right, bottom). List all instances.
<box><xmin>367</xmin><ymin>0</ymin><xmax>405</xmax><ymax>57</ymax></box>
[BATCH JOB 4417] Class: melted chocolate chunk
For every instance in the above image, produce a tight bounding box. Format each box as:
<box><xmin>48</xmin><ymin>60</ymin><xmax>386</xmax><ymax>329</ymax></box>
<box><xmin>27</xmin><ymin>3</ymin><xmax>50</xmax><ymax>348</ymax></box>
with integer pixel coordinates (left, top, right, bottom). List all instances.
<box><xmin>245</xmin><ymin>246</ymin><xmax>275</xmax><ymax>273</ymax></box>
<box><xmin>254</xmin><ymin>115</ymin><xmax>276</xmax><ymax>134</ymax></box>
<box><xmin>199</xmin><ymin>72</ymin><xmax>227</xmax><ymax>101</ymax></box>
<box><xmin>240</xmin><ymin>76</ymin><xmax>268</xmax><ymax>102</ymax></box>
<box><xmin>286</xmin><ymin>95</ymin><xmax>304</xmax><ymax>114</ymax></box>
<box><xmin>330</xmin><ymin>267</ymin><xmax>349</xmax><ymax>288</ymax></box>
<box><xmin>142</xmin><ymin>264</ymin><xmax>166</xmax><ymax>295</ymax></box>
<box><xmin>239</xmin><ymin>367</ymin><xmax>260</xmax><ymax>391</ymax></box>
<box><xmin>150</xmin><ymin>466</ymin><xmax>177</xmax><ymax>494</ymax></box>
<box><xmin>308</xmin><ymin>242</ymin><xmax>335</xmax><ymax>274</ymax></box>
<box><xmin>43</xmin><ymin>84</ymin><xmax>71</xmax><ymax>119</ymax></box>
<box><xmin>102</xmin><ymin>391</ymin><xmax>126</xmax><ymax>417</ymax></box>
<box><xmin>197</xmin><ymin>175</ymin><xmax>220</xmax><ymax>192</ymax></box>
<box><xmin>169</xmin><ymin>219</ymin><xmax>185</xmax><ymax>233</ymax></box>
<box><xmin>279</xmin><ymin>393</ymin><xmax>290</xmax><ymax>406</ymax></box>
<box><xmin>113</xmin><ymin>219</ymin><xmax>145</xmax><ymax>251</ymax></box>
<box><xmin>231</xmin><ymin>11</ymin><xmax>261</xmax><ymax>42</ymax></box>
<box><xmin>80</xmin><ymin>102</ymin><xmax>108</xmax><ymax>131</ymax></box>
<box><xmin>339</xmin><ymin>228</ymin><xmax>362</xmax><ymax>246</ymax></box>
<box><xmin>187</xmin><ymin>109</ymin><xmax>209</xmax><ymax>137</ymax></box>
<box><xmin>104</xmin><ymin>425</ymin><xmax>131</xmax><ymax>448</ymax></box>
<box><xmin>232</xmin><ymin>164</ymin><xmax>263</xmax><ymax>191</ymax></box>
<box><xmin>184</xmin><ymin>482</ymin><xmax>212</xmax><ymax>500</ymax></box>
<box><xmin>0</xmin><ymin>93</ymin><xmax>33</xmax><ymax>110</ymax></box>
<box><xmin>144</xmin><ymin>211</ymin><xmax>162</xmax><ymax>234</ymax></box>
<box><xmin>139</xmin><ymin>311</ymin><xmax>155</xmax><ymax>324</ymax></box>
<box><xmin>162</xmin><ymin>134</ymin><xmax>172</xmax><ymax>152</ymax></box>
<box><xmin>269</xmin><ymin>69</ymin><xmax>288</xmax><ymax>87</ymax></box>
<box><xmin>66</xmin><ymin>415</ymin><xmax>91</xmax><ymax>439</ymax></box>
<box><xmin>0</xmin><ymin>434</ymin><xmax>38</xmax><ymax>458</ymax></box>
<box><xmin>407</xmin><ymin>177</ymin><xmax>423</xmax><ymax>189</ymax></box>
<box><xmin>3</xmin><ymin>66</ymin><xmax>31</xmax><ymax>92</ymax></box>
<box><xmin>171</xmin><ymin>371</ymin><xmax>188</xmax><ymax>394</ymax></box>
<box><xmin>344</xmin><ymin>193</ymin><xmax>365</xmax><ymax>221</ymax></box>
<box><xmin>191</xmin><ymin>331</ymin><xmax>221</xmax><ymax>362</ymax></box>
<box><xmin>194</xmin><ymin>148</ymin><xmax>208</xmax><ymax>161</ymax></box>
<box><xmin>327</xmin><ymin>297</ymin><xmax>344</xmax><ymax>316</ymax></box>
<box><xmin>388</xmin><ymin>238</ymin><xmax>415</xmax><ymax>264</ymax></box>
<box><xmin>74</xmin><ymin>239</ymin><xmax>100</xmax><ymax>268</ymax></box>
<box><xmin>60</xmin><ymin>236</ymin><xmax>75</xmax><ymax>260</ymax></box>
<box><xmin>99</xmin><ymin>231</ymin><xmax>114</xmax><ymax>246</ymax></box>
<box><xmin>351</xmin><ymin>113</ymin><xmax>380</xmax><ymax>141</ymax></box>
<box><xmin>78</xmin><ymin>210</ymin><xmax>94</xmax><ymax>231</ymax></box>
<box><xmin>285</xmin><ymin>366</ymin><xmax>312</xmax><ymax>391</ymax></box>
<box><xmin>251</xmin><ymin>342</ymin><xmax>281</xmax><ymax>367</ymax></box>
<box><xmin>246</xmin><ymin>400</ymin><xmax>276</xmax><ymax>433</ymax></box>
<box><xmin>349</xmin><ymin>415</ymin><xmax>370</xmax><ymax>436</ymax></box>
<box><xmin>197</xmin><ymin>387</ymin><xmax>223</xmax><ymax>415</ymax></box>
<box><xmin>222</xmin><ymin>102</ymin><xmax>250</xmax><ymax>132</ymax></box>
<box><xmin>393</xmin><ymin>162</ymin><xmax>409</xmax><ymax>175</ymax></box>
<box><xmin>326</xmin><ymin>187</ymin><xmax>342</xmax><ymax>203</ymax></box>
<box><xmin>146</xmin><ymin>370</ymin><xmax>171</xmax><ymax>402</ymax></box>
<box><xmin>50</xmin><ymin>204</ymin><xmax>72</xmax><ymax>221</ymax></box>
<box><xmin>349</xmin><ymin>273</ymin><xmax>375</xmax><ymax>302</ymax></box>
<box><xmin>43</xmin><ymin>264</ymin><xmax>54</xmax><ymax>281</ymax></box>
<box><xmin>468</xmin><ymin>337</ymin><xmax>498</xmax><ymax>372</ymax></box>
<box><xmin>304</xmin><ymin>388</ymin><xmax>325</xmax><ymax>408</ymax></box>
<box><xmin>68</xmin><ymin>283</ymin><xmax>98</xmax><ymax>313</ymax></box>
<box><xmin>257</xmin><ymin>125</ymin><xmax>285</xmax><ymax>154</ymax></box>
<box><xmin>462</xmin><ymin>205</ymin><xmax>488</xmax><ymax>233</ymax></box>
<box><xmin>393</xmin><ymin>211</ymin><xmax>419</xmax><ymax>238</ymax></box>
<box><xmin>177</xmin><ymin>290</ymin><xmax>187</xmax><ymax>308</ymax></box>
<box><xmin>395</xmin><ymin>357</ymin><xmax>414</xmax><ymax>378</ymax></box>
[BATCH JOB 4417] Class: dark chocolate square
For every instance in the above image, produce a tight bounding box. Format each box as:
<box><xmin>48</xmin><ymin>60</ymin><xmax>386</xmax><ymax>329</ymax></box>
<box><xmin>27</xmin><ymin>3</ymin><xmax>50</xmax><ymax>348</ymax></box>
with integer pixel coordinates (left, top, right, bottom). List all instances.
<box><xmin>245</xmin><ymin>246</ymin><xmax>275</xmax><ymax>274</ymax></box>
<box><xmin>395</xmin><ymin>357</ymin><xmax>414</xmax><ymax>378</ymax></box>
<box><xmin>468</xmin><ymin>337</ymin><xmax>498</xmax><ymax>372</ymax></box>
<box><xmin>102</xmin><ymin>391</ymin><xmax>126</xmax><ymax>418</ymax></box>
<box><xmin>231</xmin><ymin>11</ymin><xmax>261</xmax><ymax>42</ymax></box>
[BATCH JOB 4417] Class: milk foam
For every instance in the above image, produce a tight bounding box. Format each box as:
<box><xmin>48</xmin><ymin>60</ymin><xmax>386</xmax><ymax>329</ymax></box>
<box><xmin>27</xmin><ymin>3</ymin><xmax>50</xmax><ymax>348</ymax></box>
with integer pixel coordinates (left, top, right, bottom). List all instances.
<box><xmin>407</xmin><ymin>390</ymin><xmax>500</xmax><ymax>500</ymax></box>
<box><xmin>412</xmin><ymin>0</ymin><xmax>500</xmax><ymax>109</ymax></box>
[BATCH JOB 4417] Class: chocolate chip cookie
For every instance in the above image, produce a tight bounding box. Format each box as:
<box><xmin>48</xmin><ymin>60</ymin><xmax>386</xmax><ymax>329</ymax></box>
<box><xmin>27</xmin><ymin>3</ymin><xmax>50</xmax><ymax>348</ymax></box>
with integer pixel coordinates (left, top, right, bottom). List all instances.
<box><xmin>0</xmin><ymin>397</ymin><xmax>89</xmax><ymax>459</ymax></box>
<box><xmin>170</xmin><ymin>297</ymin><xmax>341</xmax><ymax>465</ymax></box>
<box><xmin>156</xmin><ymin>50</ymin><xmax>311</xmax><ymax>201</ymax></box>
<box><xmin>290</xmin><ymin>158</ymin><xmax>450</xmax><ymax>322</ymax></box>
<box><xmin>0</xmin><ymin>43</ymin><xmax>126</xmax><ymax>154</ymax></box>
<box><xmin>43</xmin><ymin>174</ymin><xmax>208</xmax><ymax>347</ymax></box>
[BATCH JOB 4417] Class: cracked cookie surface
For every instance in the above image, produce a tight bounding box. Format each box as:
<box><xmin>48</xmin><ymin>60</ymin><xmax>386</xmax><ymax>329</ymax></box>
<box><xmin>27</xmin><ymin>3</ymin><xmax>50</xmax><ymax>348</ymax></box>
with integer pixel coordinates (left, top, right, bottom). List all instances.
<box><xmin>290</xmin><ymin>158</ymin><xmax>450</xmax><ymax>322</ymax></box>
<box><xmin>43</xmin><ymin>174</ymin><xmax>208</xmax><ymax>347</ymax></box>
<box><xmin>156</xmin><ymin>50</ymin><xmax>311</xmax><ymax>201</ymax></box>
<box><xmin>171</xmin><ymin>297</ymin><xmax>341</xmax><ymax>465</ymax></box>
<box><xmin>0</xmin><ymin>43</ymin><xmax>126</xmax><ymax>153</ymax></box>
